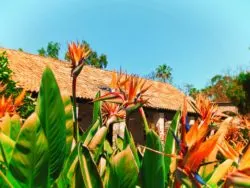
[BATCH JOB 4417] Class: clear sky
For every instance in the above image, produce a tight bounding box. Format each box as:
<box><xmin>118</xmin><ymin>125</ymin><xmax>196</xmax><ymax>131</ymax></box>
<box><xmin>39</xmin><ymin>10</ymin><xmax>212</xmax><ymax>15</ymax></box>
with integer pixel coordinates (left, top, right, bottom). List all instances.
<box><xmin>1</xmin><ymin>0</ymin><xmax>250</xmax><ymax>89</ymax></box>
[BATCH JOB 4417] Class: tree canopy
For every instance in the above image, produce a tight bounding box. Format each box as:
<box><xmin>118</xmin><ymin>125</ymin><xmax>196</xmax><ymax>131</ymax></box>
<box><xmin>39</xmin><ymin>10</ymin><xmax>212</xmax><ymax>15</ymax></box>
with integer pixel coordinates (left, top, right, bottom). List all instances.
<box><xmin>64</xmin><ymin>41</ymin><xmax>108</xmax><ymax>69</ymax></box>
<box><xmin>38</xmin><ymin>41</ymin><xmax>108</xmax><ymax>69</ymax></box>
<box><xmin>38</xmin><ymin>41</ymin><xmax>60</xmax><ymax>59</ymax></box>
<box><xmin>145</xmin><ymin>64</ymin><xmax>173</xmax><ymax>83</ymax></box>
<box><xmin>187</xmin><ymin>71</ymin><xmax>250</xmax><ymax>114</ymax></box>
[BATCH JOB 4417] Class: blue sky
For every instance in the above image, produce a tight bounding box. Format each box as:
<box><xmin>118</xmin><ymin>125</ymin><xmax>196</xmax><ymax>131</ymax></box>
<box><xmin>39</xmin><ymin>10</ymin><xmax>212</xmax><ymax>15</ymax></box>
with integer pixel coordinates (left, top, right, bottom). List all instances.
<box><xmin>1</xmin><ymin>0</ymin><xmax>250</xmax><ymax>89</ymax></box>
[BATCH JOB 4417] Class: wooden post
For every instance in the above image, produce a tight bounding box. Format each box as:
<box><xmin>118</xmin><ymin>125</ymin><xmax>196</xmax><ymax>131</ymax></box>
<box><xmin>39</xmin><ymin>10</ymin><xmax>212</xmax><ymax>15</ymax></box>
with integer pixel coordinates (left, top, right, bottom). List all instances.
<box><xmin>154</xmin><ymin>112</ymin><xmax>165</xmax><ymax>145</ymax></box>
<box><xmin>112</xmin><ymin>121</ymin><xmax>126</xmax><ymax>150</ymax></box>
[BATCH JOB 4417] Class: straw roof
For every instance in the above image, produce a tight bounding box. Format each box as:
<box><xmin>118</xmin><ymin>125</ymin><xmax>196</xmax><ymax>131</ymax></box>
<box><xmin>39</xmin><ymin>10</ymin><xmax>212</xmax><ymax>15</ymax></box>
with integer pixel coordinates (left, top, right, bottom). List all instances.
<box><xmin>0</xmin><ymin>48</ymin><xmax>194</xmax><ymax>112</ymax></box>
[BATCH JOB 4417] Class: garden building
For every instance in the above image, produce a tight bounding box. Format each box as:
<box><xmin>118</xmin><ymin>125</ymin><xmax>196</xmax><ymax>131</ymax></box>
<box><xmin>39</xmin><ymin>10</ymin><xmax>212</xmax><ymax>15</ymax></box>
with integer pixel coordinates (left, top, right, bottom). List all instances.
<box><xmin>0</xmin><ymin>48</ymin><xmax>195</xmax><ymax>144</ymax></box>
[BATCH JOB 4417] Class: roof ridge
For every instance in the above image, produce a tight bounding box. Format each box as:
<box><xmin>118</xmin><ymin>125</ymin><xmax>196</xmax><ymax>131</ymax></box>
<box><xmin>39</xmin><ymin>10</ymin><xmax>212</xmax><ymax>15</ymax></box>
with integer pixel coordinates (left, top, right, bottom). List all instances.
<box><xmin>0</xmin><ymin>47</ymin><xmax>192</xmax><ymax>112</ymax></box>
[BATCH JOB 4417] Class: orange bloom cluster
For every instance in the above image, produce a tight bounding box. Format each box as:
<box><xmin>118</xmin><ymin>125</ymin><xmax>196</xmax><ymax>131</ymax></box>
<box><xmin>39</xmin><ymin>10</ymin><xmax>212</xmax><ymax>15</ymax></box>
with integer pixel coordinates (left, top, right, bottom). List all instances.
<box><xmin>194</xmin><ymin>94</ymin><xmax>218</xmax><ymax>121</ymax></box>
<box><xmin>98</xmin><ymin>72</ymin><xmax>151</xmax><ymax>125</ymax></box>
<box><xmin>174</xmin><ymin>95</ymin><xmax>229</xmax><ymax>186</ymax></box>
<box><xmin>101</xmin><ymin>102</ymin><xmax>126</xmax><ymax>125</ymax></box>
<box><xmin>67</xmin><ymin>42</ymin><xmax>90</xmax><ymax>67</ymax></box>
<box><xmin>0</xmin><ymin>89</ymin><xmax>26</xmax><ymax>118</ymax></box>
<box><xmin>99</xmin><ymin>72</ymin><xmax>151</xmax><ymax>108</ymax></box>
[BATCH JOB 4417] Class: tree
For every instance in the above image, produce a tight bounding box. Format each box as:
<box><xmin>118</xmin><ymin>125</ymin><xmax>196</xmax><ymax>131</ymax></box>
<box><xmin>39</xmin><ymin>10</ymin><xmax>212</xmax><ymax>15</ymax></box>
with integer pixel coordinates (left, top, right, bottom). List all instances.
<box><xmin>200</xmin><ymin>71</ymin><xmax>250</xmax><ymax>114</ymax></box>
<box><xmin>38</xmin><ymin>42</ymin><xmax>60</xmax><ymax>59</ymax></box>
<box><xmin>155</xmin><ymin>64</ymin><xmax>173</xmax><ymax>83</ymax></box>
<box><xmin>65</xmin><ymin>41</ymin><xmax>108</xmax><ymax>69</ymax></box>
<box><xmin>145</xmin><ymin>64</ymin><xmax>173</xmax><ymax>83</ymax></box>
<box><xmin>0</xmin><ymin>51</ymin><xmax>35</xmax><ymax>118</ymax></box>
<box><xmin>182</xmin><ymin>83</ymin><xmax>199</xmax><ymax>98</ymax></box>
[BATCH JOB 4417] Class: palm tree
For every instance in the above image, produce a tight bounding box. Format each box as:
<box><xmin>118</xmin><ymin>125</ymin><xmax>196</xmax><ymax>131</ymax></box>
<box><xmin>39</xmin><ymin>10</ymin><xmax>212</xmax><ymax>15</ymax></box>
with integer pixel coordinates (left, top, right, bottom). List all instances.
<box><xmin>155</xmin><ymin>64</ymin><xmax>173</xmax><ymax>83</ymax></box>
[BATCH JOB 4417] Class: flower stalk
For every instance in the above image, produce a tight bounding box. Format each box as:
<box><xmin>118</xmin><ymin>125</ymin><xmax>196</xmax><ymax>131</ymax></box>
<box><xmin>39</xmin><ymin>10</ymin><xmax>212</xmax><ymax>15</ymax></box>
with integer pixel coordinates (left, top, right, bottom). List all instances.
<box><xmin>67</xmin><ymin>42</ymin><xmax>90</xmax><ymax>141</ymax></box>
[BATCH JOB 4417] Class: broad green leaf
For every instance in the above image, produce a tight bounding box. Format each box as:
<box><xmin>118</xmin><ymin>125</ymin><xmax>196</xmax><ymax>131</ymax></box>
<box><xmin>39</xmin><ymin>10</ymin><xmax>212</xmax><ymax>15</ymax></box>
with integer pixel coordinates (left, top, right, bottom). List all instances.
<box><xmin>141</xmin><ymin>130</ymin><xmax>165</xmax><ymax>188</ymax></box>
<box><xmin>72</xmin><ymin>161</ymin><xmax>85</xmax><ymax>188</ymax></box>
<box><xmin>1</xmin><ymin>114</ymin><xmax>11</xmax><ymax>136</ymax></box>
<box><xmin>92</xmin><ymin>91</ymin><xmax>102</xmax><ymax>124</ymax></box>
<box><xmin>35</xmin><ymin>67</ymin><xmax>66</xmax><ymax>182</ymax></box>
<box><xmin>1</xmin><ymin>114</ymin><xmax>21</xmax><ymax>141</ymax></box>
<box><xmin>9</xmin><ymin>113</ymin><xmax>49</xmax><ymax>187</ymax></box>
<box><xmin>164</xmin><ymin>110</ymin><xmax>181</xmax><ymax>184</ymax></box>
<box><xmin>0</xmin><ymin>171</ymin><xmax>12</xmax><ymax>187</ymax></box>
<box><xmin>109</xmin><ymin>146</ymin><xmax>139</xmax><ymax>188</ymax></box>
<box><xmin>82</xmin><ymin>117</ymin><xmax>101</xmax><ymax>145</ymax></box>
<box><xmin>207</xmin><ymin>159</ymin><xmax>234</xmax><ymax>186</ymax></box>
<box><xmin>62</xmin><ymin>145</ymin><xmax>78</xmax><ymax>182</ymax></box>
<box><xmin>123</xmin><ymin>127</ymin><xmax>140</xmax><ymax>168</ymax></box>
<box><xmin>116</xmin><ymin>137</ymin><xmax>124</xmax><ymax>151</ymax></box>
<box><xmin>10</xmin><ymin>115</ymin><xmax>21</xmax><ymax>141</ymax></box>
<box><xmin>62</xmin><ymin>96</ymin><xmax>74</xmax><ymax>155</ymax></box>
<box><xmin>104</xmin><ymin>140</ymin><xmax>113</xmax><ymax>155</ymax></box>
<box><xmin>78</xmin><ymin>144</ymin><xmax>103</xmax><ymax>188</ymax></box>
<box><xmin>56</xmin><ymin>146</ymin><xmax>78</xmax><ymax>187</ymax></box>
<box><xmin>103</xmin><ymin>156</ymin><xmax>118</xmax><ymax>188</ymax></box>
<box><xmin>88</xmin><ymin>126</ymin><xmax>108</xmax><ymax>161</ymax></box>
<box><xmin>0</xmin><ymin>131</ymin><xmax>15</xmax><ymax>164</ymax></box>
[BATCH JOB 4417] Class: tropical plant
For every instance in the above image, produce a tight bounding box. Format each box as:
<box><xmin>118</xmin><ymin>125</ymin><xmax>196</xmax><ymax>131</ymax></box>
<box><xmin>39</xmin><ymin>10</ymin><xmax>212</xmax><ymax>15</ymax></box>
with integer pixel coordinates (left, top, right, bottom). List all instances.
<box><xmin>0</xmin><ymin>51</ymin><xmax>35</xmax><ymax>118</ymax></box>
<box><xmin>1</xmin><ymin>42</ymin><xmax>250</xmax><ymax>188</ymax></box>
<box><xmin>38</xmin><ymin>41</ymin><xmax>60</xmax><ymax>59</ymax></box>
<box><xmin>155</xmin><ymin>64</ymin><xmax>173</xmax><ymax>83</ymax></box>
<box><xmin>65</xmin><ymin>41</ymin><xmax>108</xmax><ymax>69</ymax></box>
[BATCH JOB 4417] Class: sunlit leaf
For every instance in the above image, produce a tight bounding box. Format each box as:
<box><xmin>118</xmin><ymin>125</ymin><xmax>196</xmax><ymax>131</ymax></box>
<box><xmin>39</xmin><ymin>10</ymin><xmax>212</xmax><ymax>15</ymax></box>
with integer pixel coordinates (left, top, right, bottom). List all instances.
<box><xmin>142</xmin><ymin>130</ymin><xmax>165</xmax><ymax>188</ymax></box>
<box><xmin>35</xmin><ymin>67</ymin><xmax>66</xmax><ymax>183</ymax></box>
<box><xmin>9</xmin><ymin>113</ymin><xmax>48</xmax><ymax>187</ymax></box>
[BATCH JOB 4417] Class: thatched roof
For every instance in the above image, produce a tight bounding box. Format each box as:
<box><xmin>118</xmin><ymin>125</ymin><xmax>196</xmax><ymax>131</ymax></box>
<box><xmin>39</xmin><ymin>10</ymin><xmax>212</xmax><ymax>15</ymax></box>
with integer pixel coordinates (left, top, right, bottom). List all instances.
<box><xmin>0</xmin><ymin>48</ymin><xmax>194</xmax><ymax>112</ymax></box>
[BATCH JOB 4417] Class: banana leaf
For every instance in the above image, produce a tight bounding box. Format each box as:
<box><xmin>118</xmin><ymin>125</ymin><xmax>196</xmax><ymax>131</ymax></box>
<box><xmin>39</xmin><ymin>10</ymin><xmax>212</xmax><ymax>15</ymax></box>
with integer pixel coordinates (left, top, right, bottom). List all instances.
<box><xmin>35</xmin><ymin>67</ymin><xmax>66</xmax><ymax>183</ymax></box>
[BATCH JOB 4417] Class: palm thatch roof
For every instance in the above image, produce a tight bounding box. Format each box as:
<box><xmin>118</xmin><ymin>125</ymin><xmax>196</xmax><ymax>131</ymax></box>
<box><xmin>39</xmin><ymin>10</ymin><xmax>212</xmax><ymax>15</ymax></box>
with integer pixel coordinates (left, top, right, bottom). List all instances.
<box><xmin>0</xmin><ymin>48</ymin><xmax>194</xmax><ymax>112</ymax></box>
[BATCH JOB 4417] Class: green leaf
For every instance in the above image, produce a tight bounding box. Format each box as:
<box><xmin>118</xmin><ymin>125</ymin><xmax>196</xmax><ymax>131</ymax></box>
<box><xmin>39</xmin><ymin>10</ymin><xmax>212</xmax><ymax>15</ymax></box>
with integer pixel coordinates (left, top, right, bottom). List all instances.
<box><xmin>1</xmin><ymin>115</ymin><xmax>11</xmax><ymax>137</ymax></box>
<box><xmin>88</xmin><ymin>126</ymin><xmax>108</xmax><ymax>161</ymax></box>
<box><xmin>123</xmin><ymin>127</ymin><xmax>140</xmax><ymax>168</ymax></box>
<box><xmin>0</xmin><ymin>131</ymin><xmax>15</xmax><ymax>164</ymax></box>
<box><xmin>104</xmin><ymin>140</ymin><xmax>113</xmax><ymax>155</ymax></box>
<box><xmin>35</xmin><ymin>67</ymin><xmax>66</xmax><ymax>182</ymax></box>
<box><xmin>10</xmin><ymin>115</ymin><xmax>21</xmax><ymax>141</ymax></box>
<box><xmin>1</xmin><ymin>114</ymin><xmax>21</xmax><ymax>141</ymax></box>
<box><xmin>109</xmin><ymin>146</ymin><xmax>139</xmax><ymax>188</ymax></box>
<box><xmin>0</xmin><ymin>171</ymin><xmax>12</xmax><ymax>187</ymax></box>
<box><xmin>62</xmin><ymin>96</ymin><xmax>74</xmax><ymax>155</ymax></box>
<box><xmin>207</xmin><ymin>159</ymin><xmax>234</xmax><ymax>186</ymax></box>
<box><xmin>103</xmin><ymin>157</ymin><xmax>118</xmax><ymax>188</ymax></box>
<box><xmin>82</xmin><ymin>118</ymin><xmax>101</xmax><ymax>145</ymax></box>
<box><xmin>78</xmin><ymin>144</ymin><xmax>103</xmax><ymax>188</ymax></box>
<box><xmin>92</xmin><ymin>91</ymin><xmax>102</xmax><ymax>124</ymax></box>
<box><xmin>9</xmin><ymin>113</ymin><xmax>49</xmax><ymax>187</ymax></box>
<box><xmin>164</xmin><ymin>110</ymin><xmax>180</xmax><ymax>184</ymax></box>
<box><xmin>141</xmin><ymin>130</ymin><xmax>165</xmax><ymax>188</ymax></box>
<box><xmin>56</xmin><ymin>145</ymin><xmax>78</xmax><ymax>188</ymax></box>
<box><xmin>56</xmin><ymin>146</ymin><xmax>78</xmax><ymax>187</ymax></box>
<box><xmin>72</xmin><ymin>161</ymin><xmax>85</xmax><ymax>188</ymax></box>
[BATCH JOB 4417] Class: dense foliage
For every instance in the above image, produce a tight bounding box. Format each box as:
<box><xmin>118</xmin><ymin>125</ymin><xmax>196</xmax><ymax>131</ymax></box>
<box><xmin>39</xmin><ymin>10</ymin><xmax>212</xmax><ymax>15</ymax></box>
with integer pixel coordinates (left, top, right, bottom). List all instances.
<box><xmin>65</xmin><ymin>41</ymin><xmax>108</xmax><ymax>69</ymax></box>
<box><xmin>0</xmin><ymin>52</ymin><xmax>35</xmax><ymax>118</ymax></box>
<box><xmin>37</xmin><ymin>41</ymin><xmax>108</xmax><ymax>68</ymax></box>
<box><xmin>145</xmin><ymin>64</ymin><xmax>173</xmax><ymax>83</ymax></box>
<box><xmin>0</xmin><ymin>65</ymin><xmax>249</xmax><ymax>187</ymax></box>
<box><xmin>0</xmin><ymin>45</ymin><xmax>249</xmax><ymax>187</ymax></box>
<box><xmin>38</xmin><ymin>41</ymin><xmax>61</xmax><ymax>59</ymax></box>
<box><xmin>185</xmin><ymin>71</ymin><xmax>250</xmax><ymax>114</ymax></box>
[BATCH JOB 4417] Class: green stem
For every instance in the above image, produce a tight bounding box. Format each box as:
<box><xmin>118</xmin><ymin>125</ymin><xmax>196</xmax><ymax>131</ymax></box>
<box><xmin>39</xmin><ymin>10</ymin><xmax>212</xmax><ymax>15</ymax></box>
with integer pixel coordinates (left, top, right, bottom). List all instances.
<box><xmin>139</xmin><ymin>107</ymin><xmax>150</xmax><ymax>134</ymax></box>
<box><xmin>72</xmin><ymin>76</ymin><xmax>79</xmax><ymax>141</ymax></box>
